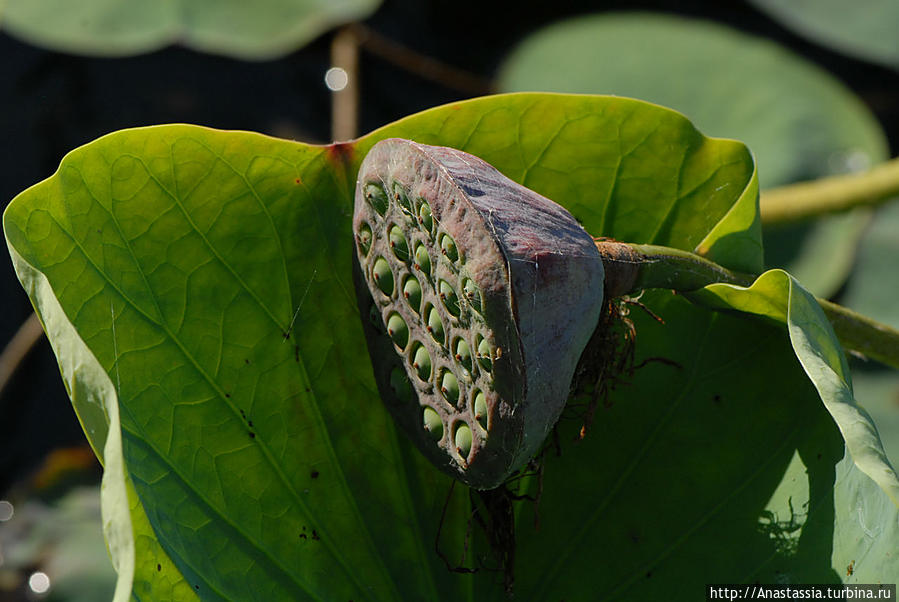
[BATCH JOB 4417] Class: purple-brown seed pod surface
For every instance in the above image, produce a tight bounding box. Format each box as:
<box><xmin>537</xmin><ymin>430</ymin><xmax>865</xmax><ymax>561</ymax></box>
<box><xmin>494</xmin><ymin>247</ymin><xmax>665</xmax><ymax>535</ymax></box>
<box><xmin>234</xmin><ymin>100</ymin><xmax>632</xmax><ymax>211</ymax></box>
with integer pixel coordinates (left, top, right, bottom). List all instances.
<box><xmin>353</xmin><ymin>138</ymin><xmax>604</xmax><ymax>489</ymax></box>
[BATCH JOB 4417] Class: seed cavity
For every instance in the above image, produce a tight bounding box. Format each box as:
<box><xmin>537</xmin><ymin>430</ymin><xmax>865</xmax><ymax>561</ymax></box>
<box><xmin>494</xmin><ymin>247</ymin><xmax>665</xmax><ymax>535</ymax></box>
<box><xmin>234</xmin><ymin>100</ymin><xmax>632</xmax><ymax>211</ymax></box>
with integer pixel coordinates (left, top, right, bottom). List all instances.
<box><xmin>417</xmin><ymin>200</ymin><xmax>433</xmax><ymax>234</ymax></box>
<box><xmin>414</xmin><ymin>243</ymin><xmax>431</xmax><ymax>276</ymax></box>
<box><xmin>438</xmin><ymin>280</ymin><xmax>460</xmax><ymax>317</ymax></box>
<box><xmin>440</xmin><ymin>370</ymin><xmax>460</xmax><ymax>404</ymax></box>
<box><xmin>393</xmin><ymin>182</ymin><xmax>413</xmax><ymax>214</ymax></box>
<box><xmin>438</xmin><ymin>233</ymin><xmax>458</xmax><ymax>262</ymax></box>
<box><xmin>390</xmin><ymin>367</ymin><xmax>412</xmax><ymax>402</ymax></box>
<box><xmin>453</xmin><ymin>337</ymin><xmax>472</xmax><ymax>373</ymax></box>
<box><xmin>423</xmin><ymin>407</ymin><xmax>443</xmax><ymax>440</ymax></box>
<box><xmin>364</xmin><ymin>183</ymin><xmax>389</xmax><ymax>216</ymax></box>
<box><xmin>411</xmin><ymin>342</ymin><xmax>432</xmax><ymax>381</ymax></box>
<box><xmin>357</xmin><ymin>222</ymin><xmax>372</xmax><ymax>256</ymax></box>
<box><xmin>402</xmin><ymin>275</ymin><xmax>422</xmax><ymax>314</ymax></box>
<box><xmin>425</xmin><ymin>305</ymin><xmax>445</xmax><ymax>344</ymax></box>
<box><xmin>386</xmin><ymin>313</ymin><xmax>409</xmax><ymax>350</ymax></box>
<box><xmin>388</xmin><ymin>224</ymin><xmax>409</xmax><ymax>262</ymax></box>
<box><xmin>372</xmin><ymin>257</ymin><xmax>394</xmax><ymax>296</ymax></box>
<box><xmin>461</xmin><ymin>278</ymin><xmax>482</xmax><ymax>313</ymax></box>
<box><xmin>473</xmin><ymin>390</ymin><xmax>488</xmax><ymax>430</ymax></box>
<box><xmin>476</xmin><ymin>334</ymin><xmax>492</xmax><ymax>372</ymax></box>
<box><xmin>454</xmin><ymin>422</ymin><xmax>473</xmax><ymax>458</ymax></box>
<box><xmin>368</xmin><ymin>304</ymin><xmax>384</xmax><ymax>333</ymax></box>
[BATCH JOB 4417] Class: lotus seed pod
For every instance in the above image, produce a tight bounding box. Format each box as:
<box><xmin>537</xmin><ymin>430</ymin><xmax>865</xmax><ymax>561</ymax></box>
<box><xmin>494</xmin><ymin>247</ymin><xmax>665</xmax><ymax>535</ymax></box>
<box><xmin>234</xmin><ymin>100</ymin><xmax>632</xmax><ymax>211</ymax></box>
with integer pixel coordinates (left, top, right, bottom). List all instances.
<box><xmin>388</xmin><ymin>225</ymin><xmax>410</xmax><ymax>262</ymax></box>
<box><xmin>402</xmin><ymin>275</ymin><xmax>423</xmax><ymax>314</ymax></box>
<box><xmin>386</xmin><ymin>313</ymin><xmax>409</xmax><ymax>350</ymax></box>
<box><xmin>353</xmin><ymin>138</ymin><xmax>604</xmax><ymax>489</ymax></box>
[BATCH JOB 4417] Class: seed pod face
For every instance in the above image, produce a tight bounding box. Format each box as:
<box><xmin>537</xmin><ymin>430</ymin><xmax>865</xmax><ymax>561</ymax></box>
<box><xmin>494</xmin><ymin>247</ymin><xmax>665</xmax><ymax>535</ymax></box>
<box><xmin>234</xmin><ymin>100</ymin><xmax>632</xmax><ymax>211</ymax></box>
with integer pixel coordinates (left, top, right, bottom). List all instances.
<box><xmin>353</xmin><ymin>138</ymin><xmax>604</xmax><ymax>489</ymax></box>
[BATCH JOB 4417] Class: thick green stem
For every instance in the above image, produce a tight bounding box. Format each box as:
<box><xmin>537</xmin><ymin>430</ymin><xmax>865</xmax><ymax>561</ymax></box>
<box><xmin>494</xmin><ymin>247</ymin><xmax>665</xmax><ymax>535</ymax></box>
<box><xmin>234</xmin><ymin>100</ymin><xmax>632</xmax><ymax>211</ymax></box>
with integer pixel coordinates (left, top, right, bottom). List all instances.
<box><xmin>760</xmin><ymin>156</ymin><xmax>899</xmax><ymax>225</ymax></box>
<box><xmin>594</xmin><ymin>239</ymin><xmax>899</xmax><ymax>370</ymax></box>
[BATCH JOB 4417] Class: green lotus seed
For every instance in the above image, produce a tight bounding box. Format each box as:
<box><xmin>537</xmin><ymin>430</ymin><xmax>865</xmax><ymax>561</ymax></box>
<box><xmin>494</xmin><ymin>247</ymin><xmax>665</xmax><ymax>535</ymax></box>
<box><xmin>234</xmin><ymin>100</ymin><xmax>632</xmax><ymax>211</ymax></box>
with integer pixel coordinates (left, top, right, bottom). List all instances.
<box><xmin>423</xmin><ymin>407</ymin><xmax>443</xmax><ymax>440</ymax></box>
<box><xmin>438</xmin><ymin>280</ymin><xmax>460</xmax><ymax>317</ymax></box>
<box><xmin>453</xmin><ymin>337</ymin><xmax>472</xmax><ymax>372</ymax></box>
<box><xmin>368</xmin><ymin>304</ymin><xmax>384</xmax><ymax>333</ymax></box>
<box><xmin>390</xmin><ymin>367</ymin><xmax>412</xmax><ymax>402</ymax></box>
<box><xmin>473</xmin><ymin>390</ymin><xmax>488</xmax><ymax>430</ymax></box>
<box><xmin>393</xmin><ymin>182</ymin><xmax>413</xmax><ymax>214</ymax></box>
<box><xmin>357</xmin><ymin>222</ymin><xmax>372</xmax><ymax>256</ymax></box>
<box><xmin>414</xmin><ymin>243</ymin><xmax>431</xmax><ymax>275</ymax></box>
<box><xmin>364</xmin><ymin>183</ymin><xmax>389</xmax><ymax>216</ymax></box>
<box><xmin>476</xmin><ymin>335</ymin><xmax>492</xmax><ymax>372</ymax></box>
<box><xmin>386</xmin><ymin>313</ymin><xmax>409</xmax><ymax>350</ymax></box>
<box><xmin>417</xmin><ymin>201</ymin><xmax>433</xmax><ymax>233</ymax></box>
<box><xmin>440</xmin><ymin>370</ymin><xmax>460</xmax><ymax>404</ymax></box>
<box><xmin>461</xmin><ymin>278</ymin><xmax>482</xmax><ymax>313</ymax></box>
<box><xmin>454</xmin><ymin>423</ymin><xmax>473</xmax><ymax>458</ymax></box>
<box><xmin>411</xmin><ymin>343</ymin><xmax>432</xmax><ymax>381</ymax></box>
<box><xmin>426</xmin><ymin>305</ymin><xmax>444</xmax><ymax>344</ymax></box>
<box><xmin>388</xmin><ymin>225</ymin><xmax>409</xmax><ymax>262</ymax></box>
<box><xmin>372</xmin><ymin>257</ymin><xmax>394</xmax><ymax>296</ymax></box>
<box><xmin>439</xmin><ymin>233</ymin><xmax>458</xmax><ymax>262</ymax></box>
<box><xmin>402</xmin><ymin>275</ymin><xmax>422</xmax><ymax>314</ymax></box>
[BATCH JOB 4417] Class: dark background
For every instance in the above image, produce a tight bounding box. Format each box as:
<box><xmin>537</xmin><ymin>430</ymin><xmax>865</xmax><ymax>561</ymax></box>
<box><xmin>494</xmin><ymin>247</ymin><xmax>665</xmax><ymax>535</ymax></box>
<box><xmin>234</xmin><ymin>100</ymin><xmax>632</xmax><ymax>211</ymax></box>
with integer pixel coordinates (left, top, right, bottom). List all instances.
<box><xmin>2</xmin><ymin>0</ymin><xmax>898</xmax><ymax>495</ymax></box>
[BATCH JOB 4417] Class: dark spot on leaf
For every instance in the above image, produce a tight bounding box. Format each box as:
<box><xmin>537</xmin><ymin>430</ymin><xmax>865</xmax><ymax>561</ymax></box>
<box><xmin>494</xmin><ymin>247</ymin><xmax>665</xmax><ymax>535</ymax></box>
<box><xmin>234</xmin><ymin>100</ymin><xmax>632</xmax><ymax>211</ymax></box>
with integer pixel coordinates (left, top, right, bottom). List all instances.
<box><xmin>225</xmin><ymin>393</ymin><xmax>230</xmax><ymax>398</ymax></box>
<box><xmin>294</xmin><ymin>178</ymin><xmax>302</xmax><ymax>185</ymax></box>
<box><xmin>245</xmin><ymin>358</ymin><xmax>250</xmax><ymax>365</ymax></box>
<box><xmin>248</xmin><ymin>420</ymin><xmax>254</xmax><ymax>428</ymax></box>
<box><xmin>817</xmin><ymin>453</ymin><xmax>822</xmax><ymax>460</ymax></box>
<box><xmin>249</xmin><ymin>432</ymin><xmax>256</xmax><ymax>439</ymax></box>
<box><xmin>283</xmin><ymin>331</ymin><xmax>290</xmax><ymax>340</ymax></box>
<box><xmin>311</xmin><ymin>470</ymin><xmax>319</xmax><ymax>479</ymax></box>
<box><xmin>195</xmin><ymin>585</ymin><xmax>199</xmax><ymax>590</ymax></box>
<box><xmin>326</xmin><ymin>141</ymin><xmax>354</xmax><ymax>165</ymax></box>
<box><xmin>713</xmin><ymin>394</ymin><xmax>722</xmax><ymax>405</ymax></box>
<box><xmin>300</xmin><ymin>532</ymin><xmax>307</xmax><ymax>540</ymax></box>
<box><xmin>305</xmin><ymin>387</ymin><xmax>311</xmax><ymax>393</ymax></box>
<box><xmin>312</xmin><ymin>529</ymin><xmax>320</xmax><ymax>541</ymax></box>
<box><xmin>156</xmin><ymin>564</ymin><xmax>161</xmax><ymax>572</ymax></box>
<box><xmin>645</xmin><ymin>571</ymin><xmax>652</xmax><ymax>579</ymax></box>
<box><xmin>239</xmin><ymin>409</ymin><xmax>246</xmax><ymax>418</ymax></box>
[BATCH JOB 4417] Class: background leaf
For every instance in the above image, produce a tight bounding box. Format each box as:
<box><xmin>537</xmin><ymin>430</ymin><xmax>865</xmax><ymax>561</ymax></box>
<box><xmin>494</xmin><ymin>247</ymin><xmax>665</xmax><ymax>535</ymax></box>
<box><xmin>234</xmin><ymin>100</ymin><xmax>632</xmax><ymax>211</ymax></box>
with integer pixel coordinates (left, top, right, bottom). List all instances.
<box><xmin>0</xmin><ymin>0</ymin><xmax>380</xmax><ymax>59</ymax></box>
<box><xmin>748</xmin><ymin>0</ymin><xmax>899</xmax><ymax>70</ymax></box>
<box><xmin>5</xmin><ymin>93</ymin><xmax>896</xmax><ymax>599</ymax></box>
<box><xmin>497</xmin><ymin>12</ymin><xmax>888</xmax><ymax>297</ymax></box>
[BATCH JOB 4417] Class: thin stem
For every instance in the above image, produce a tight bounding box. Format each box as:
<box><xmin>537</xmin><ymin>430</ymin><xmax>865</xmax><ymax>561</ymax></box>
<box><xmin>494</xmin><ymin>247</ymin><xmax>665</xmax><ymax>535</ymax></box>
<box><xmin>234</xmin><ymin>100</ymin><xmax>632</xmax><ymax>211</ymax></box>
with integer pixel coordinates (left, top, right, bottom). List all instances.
<box><xmin>760</xmin><ymin>156</ymin><xmax>899</xmax><ymax>225</ymax></box>
<box><xmin>330</xmin><ymin>26</ymin><xmax>360</xmax><ymax>142</ymax></box>
<box><xmin>594</xmin><ymin>239</ymin><xmax>899</xmax><ymax>370</ymax></box>
<box><xmin>0</xmin><ymin>312</ymin><xmax>44</xmax><ymax>398</ymax></box>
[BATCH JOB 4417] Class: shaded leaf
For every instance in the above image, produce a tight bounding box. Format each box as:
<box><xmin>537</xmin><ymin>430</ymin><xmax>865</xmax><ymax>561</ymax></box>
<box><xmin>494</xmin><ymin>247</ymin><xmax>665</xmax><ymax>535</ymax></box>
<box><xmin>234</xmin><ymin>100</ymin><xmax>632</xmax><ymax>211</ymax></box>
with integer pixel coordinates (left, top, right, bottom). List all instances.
<box><xmin>497</xmin><ymin>12</ymin><xmax>888</xmax><ymax>296</ymax></box>
<box><xmin>0</xmin><ymin>0</ymin><xmax>379</xmax><ymax>59</ymax></box>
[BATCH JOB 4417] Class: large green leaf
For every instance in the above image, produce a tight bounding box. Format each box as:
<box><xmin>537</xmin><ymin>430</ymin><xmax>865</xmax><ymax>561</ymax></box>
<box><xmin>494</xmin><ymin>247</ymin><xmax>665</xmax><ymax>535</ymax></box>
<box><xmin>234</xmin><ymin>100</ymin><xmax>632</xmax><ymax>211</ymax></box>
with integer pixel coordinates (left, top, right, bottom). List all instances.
<box><xmin>749</xmin><ymin>0</ymin><xmax>899</xmax><ymax>70</ymax></box>
<box><xmin>5</xmin><ymin>94</ymin><xmax>897</xmax><ymax>599</ymax></box>
<box><xmin>497</xmin><ymin>12</ymin><xmax>888</xmax><ymax>297</ymax></box>
<box><xmin>0</xmin><ymin>0</ymin><xmax>379</xmax><ymax>59</ymax></box>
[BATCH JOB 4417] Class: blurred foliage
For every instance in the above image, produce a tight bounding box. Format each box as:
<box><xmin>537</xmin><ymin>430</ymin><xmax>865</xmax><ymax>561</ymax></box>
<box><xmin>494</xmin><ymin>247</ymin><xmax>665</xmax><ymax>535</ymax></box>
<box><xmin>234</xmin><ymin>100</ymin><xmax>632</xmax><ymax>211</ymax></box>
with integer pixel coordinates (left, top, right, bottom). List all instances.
<box><xmin>0</xmin><ymin>0</ymin><xmax>380</xmax><ymax>59</ymax></box>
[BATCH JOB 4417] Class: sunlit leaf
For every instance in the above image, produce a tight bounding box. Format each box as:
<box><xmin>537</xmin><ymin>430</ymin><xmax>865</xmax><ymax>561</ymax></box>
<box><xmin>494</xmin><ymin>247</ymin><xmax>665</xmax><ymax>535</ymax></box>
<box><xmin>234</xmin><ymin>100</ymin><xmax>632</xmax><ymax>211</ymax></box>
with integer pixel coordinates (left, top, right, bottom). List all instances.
<box><xmin>497</xmin><ymin>12</ymin><xmax>888</xmax><ymax>296</ymax></box>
